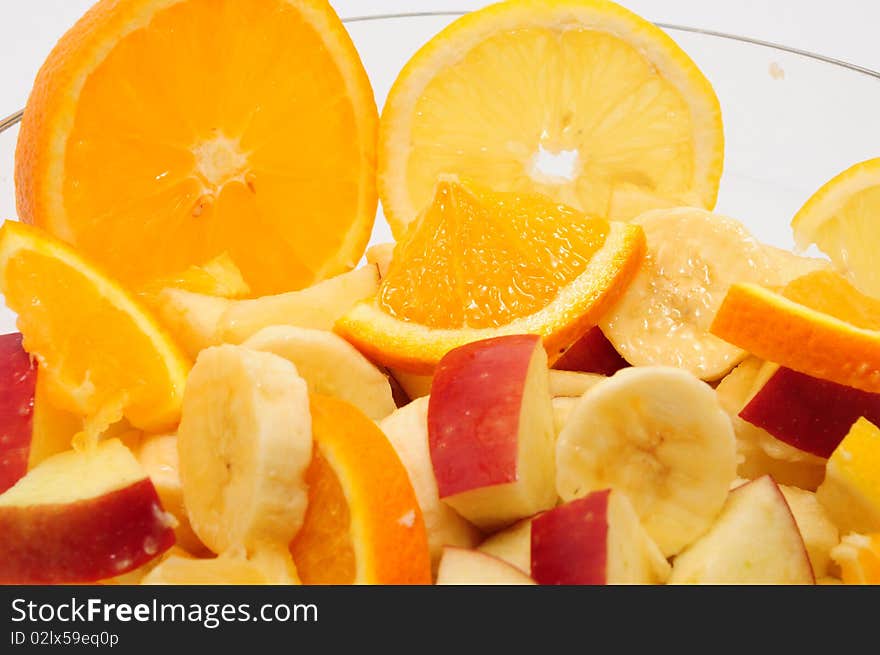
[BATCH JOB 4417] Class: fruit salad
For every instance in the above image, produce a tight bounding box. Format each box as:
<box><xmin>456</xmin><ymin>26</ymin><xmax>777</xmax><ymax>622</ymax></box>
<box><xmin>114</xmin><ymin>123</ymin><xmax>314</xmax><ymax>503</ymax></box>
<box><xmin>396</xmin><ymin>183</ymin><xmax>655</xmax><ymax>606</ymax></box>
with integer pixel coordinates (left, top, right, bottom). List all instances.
<box><xmin>1</xmin><ymin>0</ymin><xmax>880</xmax><ymax>585</ymax></box>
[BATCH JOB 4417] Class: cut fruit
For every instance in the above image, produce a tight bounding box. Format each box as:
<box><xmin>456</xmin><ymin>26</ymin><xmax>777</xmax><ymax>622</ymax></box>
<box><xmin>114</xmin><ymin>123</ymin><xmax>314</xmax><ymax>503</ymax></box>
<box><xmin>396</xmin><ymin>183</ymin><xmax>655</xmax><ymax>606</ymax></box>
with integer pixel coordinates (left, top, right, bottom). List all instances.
<box><xmin>816</xmin><ymin>417</ymin><xmax>880</xmax><ymax>534</ymax></box>
<box><xmin>436</xmin><ymin>547</ymin><xmax>535</xmax><ymax>585</ymax></box>
<box><xmin>244</xmin><ymin>326</ymin><xmax>395</xmax><ymax>421</ymax></box>
<box><xmin>548</xmin><ymin>370</ymin><xmax>605</xmax><ymax>398</ymax></box>
<box><xmin>740</xmin><ymin>366</ymin><xmax>880</xmax><ymax>459</ymax></box>
<box><xmin>552</xmin><ymin>326</ymin><xmax>628</xmax><ymax>376</ymax></box>
<box><xmin>779</xmin><ymin>486</ymin><xmax>839</xmax><ymax>579</ymax></box>
<box><xmin>600</xmin><ymin>207</ymin><xmax>778</xmax><ymax>380</ymax></box>
<box><xmin>669</xmin><ymin>476</ymin><xmax>815</xmax><ymax>584</ymax></box>
<box><xmin>337</xmin><ymin>181</ymin><xmax>646</xmax><ymax>374</ymax></box>
<box><xmin>16</xmin><ymin>0</ymin><xmax>378</xmax><ymax>296</ymax></box>
<box><xmin>791</xmin><ymin>157</ymin><xmax>880</xmax><ymax>297</ymax></box>
<box><xmin>428</xmin><ymin>335</ymin><xmax>557</xmax><ymax>531</ymax></box>
<box><xmin>142</xmin><ymin>553</ymin><xmax>276</xmax><ymax>585</ymax></box>
<box><xmin>711</xmin><ymin>271</ymin><xmax>880</xmax><ymax>394</ymax></box>
<box><xmin>0</xmin><ymin>439</ymin><xmax>175</xmax><ymax>584</ymax></box>
<box><xmin>29</xmin><ymin>370</ymin><xmax>82</xmax><ymax>470</ymax></box>
<box><xmin>0</xmin><ymin>222</ymin><xmax>190</xmax><ymax>432</ymax></box>
<box><xmin>137</xmin><ymin>434</ymin><xmax>207</xmax><ymax>556</ymax></box>
<box><xmin>0</xmin><ymin>333</ymin><xmax>36</xmax><ymax>493</ymax></box>
<box><xmin>152</xmin><ymin>288</ymin><xmax>230</xmax><ymax>359</ymax></box>
<box><xmin>377</xmin><ymin>397</ymin><xmax>482</xmax><ymax>572</ymax></box>
<box><xmin>177</xmin><ymin>345</ymin><xmax>313</xmax><ymax>554</ymax></box>
<box><xmin>831</xmin><ymin>533</ymin><xmax>880</xmax><ymax>584</ymax></box>
<box><xmin>477</xmin><ymin>518</ymin><xmax>534</xmax><ymax>575</ymax></box>
<box><xmin>366</xmin><ymin>242</ymin><xmax>395</xmax><ymax>279</ymax></box>
<box><xmin>715</xmin><ymin>358</ymin><xmax>825</xmax><ymax>490</ymax></box>
<box><xmin>531</xmin><ymin>489</ymin><xmax>670</xmax><ymax>585</ymax></box>
<box><xmin>556</xmin><ymin>366</ymin><xmax>737</xmax><ymax>556</ymax></box>
<box><xmin>378</xmin><ymin>0</ymin><xmax>723</xmax><ymax>235</ymax></box>
<box><xmin>391</xmin><ymin>369</ymin><xmax>434</xmax><ymax>400</ymax></box>
<box><xmin>290</xmin><ymin>395</ymin><xmax>431</xmax><ymax>584</ymax></box>
<box><xmin>551</xmin><ymin>396</ymin><xmax>579</xmax><ymax>435</ymax></box>
<box><xmin>139</xmin><ymin>253</ymin><xmax>251</xmax><ymax>303</ymax></box>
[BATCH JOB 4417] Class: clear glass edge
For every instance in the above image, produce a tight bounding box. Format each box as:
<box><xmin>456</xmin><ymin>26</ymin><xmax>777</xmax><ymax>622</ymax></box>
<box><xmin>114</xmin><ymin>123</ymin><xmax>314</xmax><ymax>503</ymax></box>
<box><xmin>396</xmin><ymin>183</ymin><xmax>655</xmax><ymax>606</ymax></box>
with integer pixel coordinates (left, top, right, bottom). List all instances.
<box><xmin>2</xmin><ymin>10</ymin><xmax>879</xmax><ymax>134</ymax></box>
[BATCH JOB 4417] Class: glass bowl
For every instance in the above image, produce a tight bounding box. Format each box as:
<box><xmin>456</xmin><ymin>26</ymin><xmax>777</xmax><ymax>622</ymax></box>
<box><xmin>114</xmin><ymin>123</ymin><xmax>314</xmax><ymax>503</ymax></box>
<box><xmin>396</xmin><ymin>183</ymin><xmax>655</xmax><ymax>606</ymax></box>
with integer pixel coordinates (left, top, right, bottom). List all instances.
<box><xmin>1</xmin><ymin>11</ymin><xmax>879</xmax><ymax>334</ymax></box>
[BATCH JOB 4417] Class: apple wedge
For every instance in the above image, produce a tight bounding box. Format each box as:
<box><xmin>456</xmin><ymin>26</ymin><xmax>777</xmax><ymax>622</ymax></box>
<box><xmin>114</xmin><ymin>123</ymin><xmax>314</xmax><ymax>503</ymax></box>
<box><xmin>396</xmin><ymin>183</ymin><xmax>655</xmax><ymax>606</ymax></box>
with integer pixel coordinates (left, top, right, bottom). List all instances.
<box><xmin>436</xmin><ymin>547</ymin><xmax>535</xmax><ymax>585</ymax></box>
<box><xmin>0</xmin><ymin>439</ymin><xmax>175</xmax><ymax>583</ymax></box>
<box><xmin>670</xmin><ymin>476</ymin><xmax>814</xmax><ymax>584</ymax></box>
<box><xmin>548</xmin><ymin>370</ymin><xmax>605</xmax><ymax>398</ymax></box>
<box><xmin>779</xmin><ymin>485</ymin><xmax>839</xmax><ymax>578</ymax></box>
<box><xmin>0</xmin><ymin>333</ymin><xmax>36</xmax><ymax>493</ymax></box>
<box><xmin>378</xmin><ymin>397</ymin><xmax>482</xmax><ymax>570</ymax></box>
<box><xmin>740</xmin><ymin>366</ymin><xmax>880</xmax><ymax>458</ymax></box>
<box><xmin>477</xmin><ymin>518</ymin><xmax>534</xmax><ymax>575</ymax></box>
<box><xmin>552</xmin><ymin>326</ymin><xmax>628</xmax><ymax>376</ymax></box>
<box><xmin>428</xmin><ymin>335</ymin><xmax>557</xmax><ymax>531</ymax></box>
<box><xmin>531</xmin><ymin>489</ymin><xmax>670</xmax><ymax>585</ymax></box>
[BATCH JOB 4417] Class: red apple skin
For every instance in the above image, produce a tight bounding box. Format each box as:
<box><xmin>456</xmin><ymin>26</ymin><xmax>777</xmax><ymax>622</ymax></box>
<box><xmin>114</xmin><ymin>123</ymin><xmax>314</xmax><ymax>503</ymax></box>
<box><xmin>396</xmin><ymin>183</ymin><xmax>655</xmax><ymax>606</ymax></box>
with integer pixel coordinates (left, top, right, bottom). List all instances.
<box><xmin>739</xmin><ymin>366</ymin><xmax>880</xmax><ymax>458</ymax></box>
<box><xmin>531</xmin><ymin>489</ymin><xmax>611</xmax><ymax>585</ymax></box>
<box><xmin>0</xmin><ymin>333</ymin><xmax>36</xmax><ymax>493</ymax></box>
<box><xmin>552</xmin><ymin>327</ymin><xmax>628</xmax><ymax>376</ymax></box>
<box><xmin>0</xmin><ymin>478</ymin><xmax>175</xmax><ymax>584</ymax></box>
<box><xmin>428</xmin><ymin>335</ymin><xmax>540</xmax><ymax>498</ymax></box>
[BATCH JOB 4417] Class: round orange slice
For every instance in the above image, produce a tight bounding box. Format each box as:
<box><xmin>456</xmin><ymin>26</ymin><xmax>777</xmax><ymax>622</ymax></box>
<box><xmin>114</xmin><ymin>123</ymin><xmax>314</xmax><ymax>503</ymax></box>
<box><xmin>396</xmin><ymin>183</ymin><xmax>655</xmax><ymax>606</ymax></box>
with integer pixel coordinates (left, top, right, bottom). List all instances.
<box><xmin>290</xmin><ymin>395</ymin><xmax>431</xmax><ymax>584</ymax></box>
<box><xmin>378</xmin><ymin>0</ymin><xmax>724</xmax><ymax>236</ymax></box>
<box><xmin>711</xmin><ymin>270</ymin><xmax>880</xmax><ymax>394</ymax></box>
<box><xmin>0</xmin><ymin>221</ymin><xmax>190</xmax><ymax>432</ymax></box>
<box><xmin>15</xmin><ymin>0</ymin><xmax>378</xmax><ymax>296</ymax></box>
<box><xmin>336</xmin><ymin>180</ymin><xmax>646</xmax><ymax>374</ymax></box>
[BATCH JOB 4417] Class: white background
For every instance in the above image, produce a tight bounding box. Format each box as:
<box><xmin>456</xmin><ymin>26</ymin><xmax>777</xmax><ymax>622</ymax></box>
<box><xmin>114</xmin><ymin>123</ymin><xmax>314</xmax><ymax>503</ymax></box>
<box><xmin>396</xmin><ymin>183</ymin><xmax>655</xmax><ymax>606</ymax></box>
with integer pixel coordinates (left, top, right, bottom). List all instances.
<box><xmin>1</xmin><ymin>0</ymin><xmax>880</xmax><ymax>117</ymax></box>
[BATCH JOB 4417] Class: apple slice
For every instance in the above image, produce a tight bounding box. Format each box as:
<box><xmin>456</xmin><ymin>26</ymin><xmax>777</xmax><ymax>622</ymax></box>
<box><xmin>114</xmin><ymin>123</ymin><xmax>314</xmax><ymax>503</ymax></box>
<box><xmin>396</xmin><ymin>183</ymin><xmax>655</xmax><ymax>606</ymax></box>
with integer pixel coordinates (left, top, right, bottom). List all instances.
<box><xmin>378</xmin><ymin>397</ymin><xmax>482</xmax><ymax>571</ymax></box>
<box><xmin>0</xmin><ymin>333</ymin><xmax>36</xmax><ymax>493</ymax></box>
<box><xmin>531</xmin><ymin>489</ymin><xmax>670</xmax><ymax>585</ymax></box>
<box><xmin>551</xmin><ymin>397</ymin><xmax>578</xmax><ymax>435</ymax></box>
<box><xmin>740</xmin><ymin>366</ymin><xmax>880</xmax><ymax>459</ymax></box>
<box><xmin>552</xmin><ymin>326</ymin><xmax>629</xmax><ymax>376</ymax></box>
<box><xmin>548</xmin><ymin>370</ymin><xmax>604</xmax><ymax>398</ymax></box>
<box><xmin>816</xmin><ymin>417</ymin><xmax>880</xmax><ymax>534</ymax></box>
<box><xmin>428</xmin><ymin>335</ymin><xmax>557</xmax><ymax>531</ymax></box>
<box><xmin>669</xmin><ymin>476</ymin><xmax>814</xmax><ymax>584</ymax></box>
<box><xmin>0</xmin><ymin>439</ymin><xmax>175</xmax><ymax>583</ymax></box>
<box><xmin>477</xmin><ymin>518</ymin><xmax>534</xmax><ymax>575</ymax></box>
<box><xmin>779</xmin><ymin>485</ymin><xmax>839</xmax><ymax>578</ymax></box>
<box><xmin>436</xmin><ymin>546</ymin><xmax>535</xmax><ymax>585</ymax></box>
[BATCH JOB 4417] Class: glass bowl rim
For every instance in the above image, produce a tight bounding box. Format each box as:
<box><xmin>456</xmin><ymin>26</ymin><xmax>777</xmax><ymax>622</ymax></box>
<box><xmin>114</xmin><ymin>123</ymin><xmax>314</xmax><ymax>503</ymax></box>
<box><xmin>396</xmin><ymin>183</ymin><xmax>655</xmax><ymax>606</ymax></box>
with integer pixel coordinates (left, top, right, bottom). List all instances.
<box><xmin>2</xmin><ymin>9</ymin><xmax>879</xmax><ymax>133</ymax></box>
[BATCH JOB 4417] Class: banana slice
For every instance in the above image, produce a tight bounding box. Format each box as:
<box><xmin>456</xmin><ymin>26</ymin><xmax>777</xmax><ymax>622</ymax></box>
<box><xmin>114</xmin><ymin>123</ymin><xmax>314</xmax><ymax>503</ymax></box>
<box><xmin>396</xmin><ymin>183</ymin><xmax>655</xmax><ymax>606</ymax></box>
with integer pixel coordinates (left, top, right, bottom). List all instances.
<box><xmin>178</xmin><ymin>345</ymin><xmax>312</xmax><ymax>554</ymax></box>
<box><xmin>244</xmin><ymin>326</ymin><xmax>395</xmax><ymax>420</ymax></box>
<box><xmin>600</xmin><ymin>207</ymin><xmax>775</xmax><ymax>380</ymax></box>
<box><xmin>556</xmin><ymin>366</ymin><xmax>737</xmax><ymax>556</ymax></box>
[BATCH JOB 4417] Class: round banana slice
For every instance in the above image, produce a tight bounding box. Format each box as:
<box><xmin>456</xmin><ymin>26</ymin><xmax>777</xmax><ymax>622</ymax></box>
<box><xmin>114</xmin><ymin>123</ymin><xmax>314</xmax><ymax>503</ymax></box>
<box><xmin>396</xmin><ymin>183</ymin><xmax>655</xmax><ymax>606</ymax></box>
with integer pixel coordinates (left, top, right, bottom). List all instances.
<box><xmin>600</xmin><ymin>207</ymin><xmax>774</xmax><ymax>380</ymax></box>
<box><xmin>556</xmin><ymin>366</ymin><xmax>737</xmax><ymax>556</ymax></box>
<box><xmin>243</xmin><ymin>325</ymin><xmax>396</xmax><ymax>420</ymax></box>
<box><xmin>178</xmin><ymin>345</ymin><xmax>313</xmax><ymax>554</ymax></box>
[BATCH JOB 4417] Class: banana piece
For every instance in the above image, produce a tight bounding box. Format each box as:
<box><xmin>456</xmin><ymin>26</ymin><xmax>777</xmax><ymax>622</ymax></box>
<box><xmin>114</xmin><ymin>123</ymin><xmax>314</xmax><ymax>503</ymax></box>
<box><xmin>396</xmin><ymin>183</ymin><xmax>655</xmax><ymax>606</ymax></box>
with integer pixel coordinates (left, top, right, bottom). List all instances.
<box><xmin>556</xmin><ymin>366</ymin><xmax>737</xmax><ymax>556</ymax></box>
<box><xmin>244</xmin><ymin>326</ymin><xmax>395</xmax><ymax>421</ymax></box>
<box><xmin>153</xmin><ymin>289</ymin><xmax>230</xmax><ymax>359</ymax></box>
<box><xmin>600</xmin><ymin>207</ymin><xmax>775</xmax><ymax>380</ymax></box>
<box><xmin>178</xmin><ymin>345</ymin><xmax>312</xmax><ymax>554</ymax></box>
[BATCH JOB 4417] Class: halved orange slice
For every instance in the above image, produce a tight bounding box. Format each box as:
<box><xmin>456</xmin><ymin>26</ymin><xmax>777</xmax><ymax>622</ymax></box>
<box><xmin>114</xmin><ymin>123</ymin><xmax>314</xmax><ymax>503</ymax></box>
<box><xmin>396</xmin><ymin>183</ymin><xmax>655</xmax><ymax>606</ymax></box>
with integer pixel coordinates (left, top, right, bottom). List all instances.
<box><xmin>711</xmin><ymin>271</ymin><xmax>880</xmax><ymax>393</ymax></box>
<box><xmin>290</xmin><ymin>395</ymin><xmax>432</xmax><ymax>584</ymax></box>
<box><xmin>0</xmin><ymin>221</ymin><xmax>190</xmax><ymax>432</ymax></box>
<box><xmin>336</xmin><ymin>181</ymin><xmax>646</xmax><ymax>374</ymax></box>
<box><xmin>16</xmin><ymin>0</ymin><xmax>377</xmax><ymax>296</ymax></box>
<box><xmin>379</xmin><ymin>0</ymin><xmax>724</xmax><ymax>236</ymax></box>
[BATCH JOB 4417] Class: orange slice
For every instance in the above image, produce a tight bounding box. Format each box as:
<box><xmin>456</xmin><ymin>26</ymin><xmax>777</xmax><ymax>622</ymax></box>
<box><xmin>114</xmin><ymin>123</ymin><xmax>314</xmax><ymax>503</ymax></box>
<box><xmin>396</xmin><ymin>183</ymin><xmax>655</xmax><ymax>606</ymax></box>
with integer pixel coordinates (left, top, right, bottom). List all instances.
<box><xmin>711</xmin><ymin>270</ymin><xmax>880</xmax><ymax>393</ymax></box>
<box><xmin>290</xmin><ymin>395</ymin><xmax>431</xmax><ymax>584</ymax></box>
<box><xmin>378</xmin><ymin>0</ymin><xmax>723</xmax><ymax>236</ymax></box>
<box><xmin>0</xmin><ymin>221</ymin><xmax>190</xmax><ymax>432</ymax></box>
<box><xmin>832</xmin><ymin>533</ymin><xmax>880</xmax><ymax>585</ymax></box>
<box><xmin>336</xmin><ymin>181</ymin><xmax>646</xmax><ymax>374</ymax></box>
<box><xmin>15</xmin><ymin>0</ymin><xmax>378</xmax><ymax>296</ymax></box>
<box><xmin>791</xmin><ymin>158</ymin><xmax>880</xmax><ymax>297</ymax></box>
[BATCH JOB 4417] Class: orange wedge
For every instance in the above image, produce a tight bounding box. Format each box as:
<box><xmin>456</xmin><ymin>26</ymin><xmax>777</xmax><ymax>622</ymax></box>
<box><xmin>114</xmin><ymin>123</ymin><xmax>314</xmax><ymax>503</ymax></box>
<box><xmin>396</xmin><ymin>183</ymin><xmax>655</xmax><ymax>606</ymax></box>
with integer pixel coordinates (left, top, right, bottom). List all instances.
<box><xmin>711</xmin><ymin>271</ymin><xmax>880</xmax><ymax>393</ymax></box>
<box><xmin>832</xmin><ymin>534</ymin><xmax>880</xmax><ymax>585</ymax></box>
<box><xmin>290</xmin><ymin>395</ymin><xmax>431</xmax><ymax>584</ymax></box>
<box><xmin>16</xmin><ymin>0</ymin><xmax>378</xmax><ymax>296</ymax></box>
<box><xmin>0</xmin><ymin>221</ymin><xmax>190</xmax><ymax>432</ymax></box>
<box><xmin>336</xmin><ymin>181</ymin><xmax>646</xmax><ymax>374</ymax></box>
<box><xmin>378</xmin><ymin>0</ymin><xmax>723</xmax><ymax>236</ymax></box>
